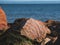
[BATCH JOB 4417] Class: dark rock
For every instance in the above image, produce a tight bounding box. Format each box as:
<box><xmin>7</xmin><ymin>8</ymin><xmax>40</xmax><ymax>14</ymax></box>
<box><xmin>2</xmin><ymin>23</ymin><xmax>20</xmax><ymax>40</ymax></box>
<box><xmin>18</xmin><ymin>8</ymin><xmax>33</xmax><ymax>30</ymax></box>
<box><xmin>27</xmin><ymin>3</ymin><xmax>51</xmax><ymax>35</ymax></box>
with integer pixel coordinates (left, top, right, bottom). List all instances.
<box><xmin>45</xmin><ymin>20</ymin><xmax>60</xmax><ymax>45</ymax></box>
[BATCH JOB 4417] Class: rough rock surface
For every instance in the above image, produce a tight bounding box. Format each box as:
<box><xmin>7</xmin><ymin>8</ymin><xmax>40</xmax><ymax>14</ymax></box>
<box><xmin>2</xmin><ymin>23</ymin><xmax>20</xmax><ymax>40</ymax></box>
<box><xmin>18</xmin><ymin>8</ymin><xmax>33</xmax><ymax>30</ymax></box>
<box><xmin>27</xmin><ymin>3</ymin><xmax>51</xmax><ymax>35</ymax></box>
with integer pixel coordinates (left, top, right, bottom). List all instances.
<box><xmin>0</xmin><ymin>7</ymin><xmax>8</xmax><ymax>30</ymax></box>
<box><xmin>0</xmin><ymin>18</ymin><xmax>60</xmax><ymax>45</ymax></box>
<box><xmin>16</xmin><ymin>18</ymin><xmax>51</xmax><ymax>42</ymax></box>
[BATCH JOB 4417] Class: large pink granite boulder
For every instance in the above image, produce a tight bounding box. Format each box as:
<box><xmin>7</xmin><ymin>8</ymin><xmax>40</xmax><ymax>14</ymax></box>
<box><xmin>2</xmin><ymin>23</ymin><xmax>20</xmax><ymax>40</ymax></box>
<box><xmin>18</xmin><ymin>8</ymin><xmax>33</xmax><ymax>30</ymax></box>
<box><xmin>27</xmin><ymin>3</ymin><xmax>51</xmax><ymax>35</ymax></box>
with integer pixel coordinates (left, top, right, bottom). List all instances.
<box><xmin>0</xmin><ymin>7</ymin><xmax>8</xmax><ymax>30</ymax></box>
<box><xmin>19</xmin><ymin>18</ymin><xmax>51</xmax><ymax>42</ymax></box>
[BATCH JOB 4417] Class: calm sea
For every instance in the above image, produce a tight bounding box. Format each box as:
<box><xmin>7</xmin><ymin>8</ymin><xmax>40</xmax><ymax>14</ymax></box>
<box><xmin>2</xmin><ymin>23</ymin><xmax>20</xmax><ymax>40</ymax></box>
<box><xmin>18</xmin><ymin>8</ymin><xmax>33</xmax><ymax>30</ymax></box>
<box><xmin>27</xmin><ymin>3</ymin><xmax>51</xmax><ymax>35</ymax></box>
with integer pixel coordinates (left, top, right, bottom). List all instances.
<box><xmin>0</xmin><ymin>4</ymin><xmax>60</xmax><ymax>23</ymax></box>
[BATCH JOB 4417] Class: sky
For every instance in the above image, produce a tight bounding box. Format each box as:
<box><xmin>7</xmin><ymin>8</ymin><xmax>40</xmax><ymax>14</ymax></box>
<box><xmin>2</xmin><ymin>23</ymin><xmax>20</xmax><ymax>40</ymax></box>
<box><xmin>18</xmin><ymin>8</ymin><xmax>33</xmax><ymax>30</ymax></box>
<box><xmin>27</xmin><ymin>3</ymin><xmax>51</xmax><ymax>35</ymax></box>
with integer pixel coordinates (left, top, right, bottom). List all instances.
<box><xmin>0</xmin><ymin>0</ymin><xmax>60</xmax><ymax>1</ymax></box>
<box><xmin>0</xmin><ymin>0</ymin><xmax>60</xmax><ymax>4</ymax></box>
